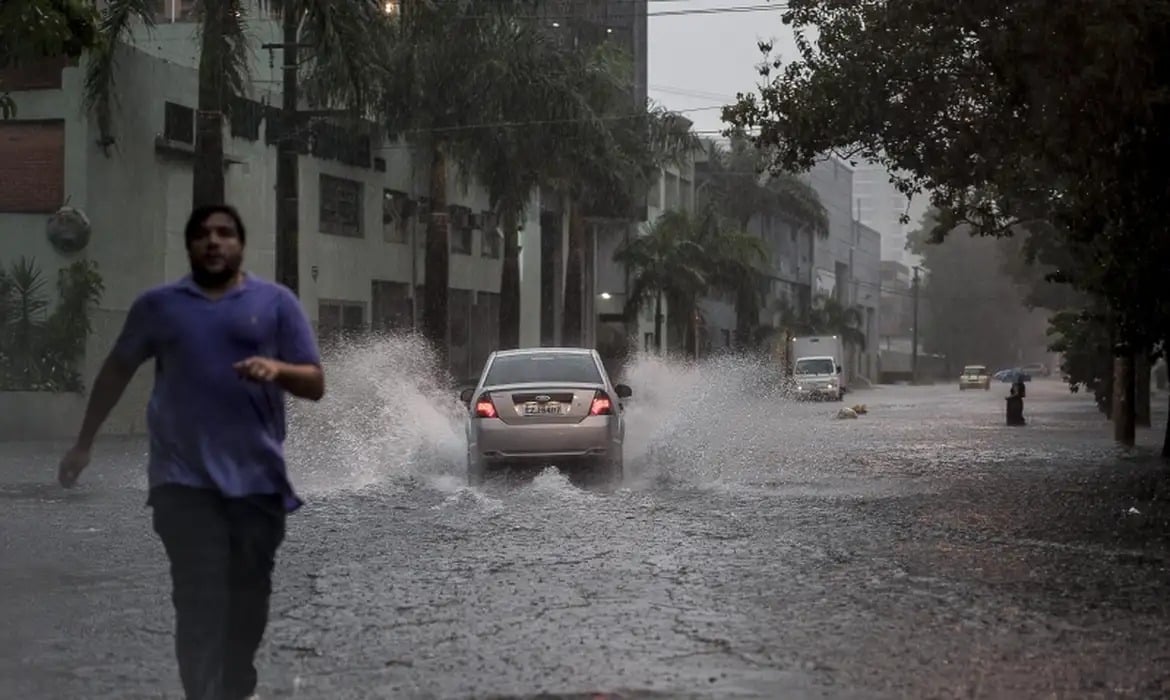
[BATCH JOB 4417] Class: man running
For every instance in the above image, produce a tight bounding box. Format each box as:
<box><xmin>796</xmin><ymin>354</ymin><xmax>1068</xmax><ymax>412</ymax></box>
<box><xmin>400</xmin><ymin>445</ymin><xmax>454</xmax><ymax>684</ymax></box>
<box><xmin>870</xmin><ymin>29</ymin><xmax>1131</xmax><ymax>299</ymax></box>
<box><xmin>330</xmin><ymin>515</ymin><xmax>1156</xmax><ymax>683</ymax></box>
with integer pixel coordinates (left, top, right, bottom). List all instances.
<box><xmin>57</xmin><ymin>204</ymin><xmax>325</xmax><ymax>700</ymax></box>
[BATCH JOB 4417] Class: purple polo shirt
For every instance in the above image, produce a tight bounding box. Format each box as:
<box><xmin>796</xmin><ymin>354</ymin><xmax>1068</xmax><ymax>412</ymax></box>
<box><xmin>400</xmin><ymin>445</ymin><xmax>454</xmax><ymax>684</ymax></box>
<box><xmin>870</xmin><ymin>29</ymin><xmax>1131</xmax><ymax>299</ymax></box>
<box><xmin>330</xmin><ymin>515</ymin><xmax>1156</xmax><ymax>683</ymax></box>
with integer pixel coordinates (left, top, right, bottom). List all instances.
<box><xmin>111</xmin><ymin>274</ymin><xmax>320</xmax><ymax>512</ymax></box>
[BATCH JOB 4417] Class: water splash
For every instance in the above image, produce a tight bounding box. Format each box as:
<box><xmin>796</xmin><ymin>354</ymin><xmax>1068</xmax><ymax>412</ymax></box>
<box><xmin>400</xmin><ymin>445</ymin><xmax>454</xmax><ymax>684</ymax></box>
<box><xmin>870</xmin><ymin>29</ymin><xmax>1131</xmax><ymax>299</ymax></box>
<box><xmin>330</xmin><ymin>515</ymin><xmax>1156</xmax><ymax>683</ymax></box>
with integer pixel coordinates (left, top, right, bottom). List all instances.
<box><xmin>287</xmin><ymin>333</ymin><xmax>465</xmax><ymax>495</ymax></box>
<box><xmin>285</xmin><ymin>336</ymin><xmax>800</xmax><ymax>496</ymax></box>
<box><xmin>619</xmin><ymin>351</ymin><xmax>798</xmax><ymax>487</ymax></box>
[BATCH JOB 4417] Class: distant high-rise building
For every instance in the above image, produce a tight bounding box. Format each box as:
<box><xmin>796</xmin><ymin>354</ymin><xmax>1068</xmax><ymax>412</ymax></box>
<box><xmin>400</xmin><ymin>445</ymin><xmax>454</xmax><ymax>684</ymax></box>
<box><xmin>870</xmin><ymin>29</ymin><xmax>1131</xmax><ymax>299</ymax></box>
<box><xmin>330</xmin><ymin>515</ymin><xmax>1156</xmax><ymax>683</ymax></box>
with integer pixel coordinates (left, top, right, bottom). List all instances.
<box><xmin>538</xmin><ymin>0</ymin><xmax>648</xmax><ymax>106</ymax></box>
<box><xmin>852</xmin><ymin>160</ymin><xmax>912</xmax><ymax>265</ymax></box>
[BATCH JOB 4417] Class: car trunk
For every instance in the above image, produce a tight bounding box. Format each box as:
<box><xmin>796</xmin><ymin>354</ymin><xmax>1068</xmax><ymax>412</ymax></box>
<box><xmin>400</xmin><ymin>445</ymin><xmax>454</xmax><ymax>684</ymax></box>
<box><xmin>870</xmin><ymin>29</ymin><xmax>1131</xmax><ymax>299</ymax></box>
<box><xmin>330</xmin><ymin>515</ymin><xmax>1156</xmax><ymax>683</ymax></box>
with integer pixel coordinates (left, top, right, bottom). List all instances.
<box><xmin>483</xmin><ymin>383</ymin><xmax>604</xmax><ymax>426</ymax></box>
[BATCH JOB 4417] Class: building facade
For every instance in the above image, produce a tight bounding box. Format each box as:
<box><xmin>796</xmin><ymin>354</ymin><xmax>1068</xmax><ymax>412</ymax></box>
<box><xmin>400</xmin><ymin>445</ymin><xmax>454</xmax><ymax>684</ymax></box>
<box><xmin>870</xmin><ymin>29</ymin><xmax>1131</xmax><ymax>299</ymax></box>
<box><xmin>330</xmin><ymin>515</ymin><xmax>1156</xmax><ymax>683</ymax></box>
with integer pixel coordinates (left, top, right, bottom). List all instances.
<box><xmin>800</xmin><ymin>157</ymin><xmax>881</xmax><ymax>382</ymax></box>
<box><xmin>0</xmin><ymin>5</ymin><xmax>544</xmax><ymax>438</ymax></box>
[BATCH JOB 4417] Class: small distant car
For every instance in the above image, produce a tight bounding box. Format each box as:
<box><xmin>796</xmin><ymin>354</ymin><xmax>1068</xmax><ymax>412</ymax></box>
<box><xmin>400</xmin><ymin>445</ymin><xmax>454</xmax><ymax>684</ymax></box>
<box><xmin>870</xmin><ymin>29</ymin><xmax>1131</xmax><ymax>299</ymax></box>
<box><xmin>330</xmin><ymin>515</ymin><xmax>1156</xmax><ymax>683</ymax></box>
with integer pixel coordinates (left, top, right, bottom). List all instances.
<box><xmin>460</xmin><ymin>347</ymin><xmax>631</xmax><ymax>486</ymax></box>
<box><xmin>959</xmin><ymin>365</ymin><xmax>992</xmax><ymax>390</ymax></box>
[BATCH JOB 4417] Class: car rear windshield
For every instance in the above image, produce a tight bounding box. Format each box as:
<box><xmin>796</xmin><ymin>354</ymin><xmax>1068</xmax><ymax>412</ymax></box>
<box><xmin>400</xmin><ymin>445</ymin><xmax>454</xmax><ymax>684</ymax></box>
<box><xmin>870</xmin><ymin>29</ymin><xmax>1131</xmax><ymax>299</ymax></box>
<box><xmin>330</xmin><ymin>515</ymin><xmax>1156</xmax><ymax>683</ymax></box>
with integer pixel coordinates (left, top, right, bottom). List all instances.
<box><xmin>484</xmin><ymin>353</ymin><xmax>603</xmax><ymax>385</ymax></box>
<box><xmin>963</xmin><ymin>367</ymin><xmax>987</xmax><ymax>374</ymax></box>
<box><xmin>794</xmin><ymin>358</ymin><xmax>835</xmax><ymax>375</ymax></box>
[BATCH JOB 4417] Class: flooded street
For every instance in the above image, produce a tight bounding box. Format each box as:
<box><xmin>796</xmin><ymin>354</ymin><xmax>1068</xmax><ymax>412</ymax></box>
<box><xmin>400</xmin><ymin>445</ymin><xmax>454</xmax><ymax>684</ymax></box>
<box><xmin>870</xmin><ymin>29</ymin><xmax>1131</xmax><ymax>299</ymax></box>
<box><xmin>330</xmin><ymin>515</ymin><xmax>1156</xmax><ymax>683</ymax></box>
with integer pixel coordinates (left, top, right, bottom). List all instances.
<box><xmin>2</xmin><ymin>346</ymin><xmax>1169</xmax><ymax>699</ymax></box>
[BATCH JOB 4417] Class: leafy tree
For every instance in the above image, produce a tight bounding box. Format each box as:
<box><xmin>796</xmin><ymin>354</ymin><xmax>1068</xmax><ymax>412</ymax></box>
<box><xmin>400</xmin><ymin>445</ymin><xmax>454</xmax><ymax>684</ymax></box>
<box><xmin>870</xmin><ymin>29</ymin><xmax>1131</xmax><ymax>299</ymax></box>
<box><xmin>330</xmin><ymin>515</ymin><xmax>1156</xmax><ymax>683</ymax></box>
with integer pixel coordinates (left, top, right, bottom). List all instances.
<box><xmin>85</xmin><ymin>1</ymin><xmax>387</xmax><ymax>206</ymax></box>
<box><xmin>723</xmin><ymin>0</ymin><xmax>1170</xmax><ymax>453</ymax></box>
<box><xmin>907</xmin><ymin>208</ymin><xmax>1049</xmax><ymax>375</ymax></box>
<box><xmin>0</xmin><ymin>0</ymin><xmax>100</xmax><ymax>118</ymax></box>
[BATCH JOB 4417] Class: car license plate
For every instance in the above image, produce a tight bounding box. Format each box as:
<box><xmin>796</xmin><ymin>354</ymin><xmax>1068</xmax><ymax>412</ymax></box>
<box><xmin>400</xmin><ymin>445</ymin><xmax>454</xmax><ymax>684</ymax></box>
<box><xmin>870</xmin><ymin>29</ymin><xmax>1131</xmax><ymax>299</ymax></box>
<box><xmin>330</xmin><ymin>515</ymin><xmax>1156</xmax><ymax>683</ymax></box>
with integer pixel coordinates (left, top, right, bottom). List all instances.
<box><xmin>523</xmin><ymin>402</ymin><xmax>563</xmax><ymax>416</ymax></box>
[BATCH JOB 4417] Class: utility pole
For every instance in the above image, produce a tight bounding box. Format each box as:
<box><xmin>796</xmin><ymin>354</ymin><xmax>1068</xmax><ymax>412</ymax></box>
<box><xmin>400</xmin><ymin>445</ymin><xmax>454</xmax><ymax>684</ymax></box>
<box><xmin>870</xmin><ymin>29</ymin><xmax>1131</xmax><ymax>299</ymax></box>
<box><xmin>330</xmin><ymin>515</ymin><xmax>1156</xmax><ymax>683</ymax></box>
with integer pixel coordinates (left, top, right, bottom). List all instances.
<box><xmin>911</xmin><ymin>265</ymin><xmax>920</xmax><ymax>384</ymax></box>
<box><xmin>264</xmin><ymin>12</ymin><xmax>306</xmax><ymax>298</ymax></box>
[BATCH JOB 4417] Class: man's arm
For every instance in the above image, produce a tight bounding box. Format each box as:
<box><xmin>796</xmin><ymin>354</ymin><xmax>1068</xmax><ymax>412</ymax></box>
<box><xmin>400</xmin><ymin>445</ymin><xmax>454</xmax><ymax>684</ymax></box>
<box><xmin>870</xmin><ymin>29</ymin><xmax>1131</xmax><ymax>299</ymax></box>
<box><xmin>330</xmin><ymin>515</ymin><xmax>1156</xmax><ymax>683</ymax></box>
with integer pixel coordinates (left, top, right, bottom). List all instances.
<box><xmin>75</xmin><ymin>355</ymin><xmax>138</xmax><ymax>449</ymax></box>
<box><xmin>72</xmin><ymin>295</ymin><xmax>156</xmax><ymax>448</ymax></box>
<box><xmin>275</xmin><ymin>288</ymin><xmax>325</xmax><ymax>401</ymax></box>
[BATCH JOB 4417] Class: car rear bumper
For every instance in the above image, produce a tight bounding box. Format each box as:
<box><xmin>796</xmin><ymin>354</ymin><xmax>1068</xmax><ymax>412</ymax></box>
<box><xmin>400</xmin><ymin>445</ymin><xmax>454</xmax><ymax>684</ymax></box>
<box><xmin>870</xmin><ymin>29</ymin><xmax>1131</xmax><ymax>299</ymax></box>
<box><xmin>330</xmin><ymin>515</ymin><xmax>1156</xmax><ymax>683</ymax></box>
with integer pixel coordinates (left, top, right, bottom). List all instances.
<box><xmin>470</xmin><ymin>416</ymin><xmax>620</xmax><ymax>463</ymax></box>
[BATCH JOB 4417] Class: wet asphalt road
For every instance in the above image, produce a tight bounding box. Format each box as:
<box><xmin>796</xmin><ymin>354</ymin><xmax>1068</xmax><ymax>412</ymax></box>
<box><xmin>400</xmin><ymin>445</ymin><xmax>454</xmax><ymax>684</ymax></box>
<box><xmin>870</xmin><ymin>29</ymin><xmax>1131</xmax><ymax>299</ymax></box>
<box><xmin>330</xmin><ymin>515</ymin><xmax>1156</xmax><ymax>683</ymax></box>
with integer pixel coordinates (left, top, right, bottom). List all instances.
<box><xmin>2</xmin><ymin>370</ymin><xmax>1169</xmax><ymax>699</ymax></box>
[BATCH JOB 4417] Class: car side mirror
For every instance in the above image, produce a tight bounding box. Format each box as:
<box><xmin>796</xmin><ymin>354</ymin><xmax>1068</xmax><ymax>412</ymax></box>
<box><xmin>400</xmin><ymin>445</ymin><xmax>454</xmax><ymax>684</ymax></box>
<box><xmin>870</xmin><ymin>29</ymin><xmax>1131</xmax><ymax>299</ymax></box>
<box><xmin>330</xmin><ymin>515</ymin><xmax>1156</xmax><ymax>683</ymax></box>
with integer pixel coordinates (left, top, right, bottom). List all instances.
<box><xmin>614</xmin><ymin>383</ymin><xmax>633</xmax><ymax>399</ymax></box>
<box><xmin>459</xmin><ymin>387</ymin><xmax>474</xmax><ymax>405</ymax></box>
<box><xmin>836</xmin><ymin>365</ymin><xmax>842</xmax><ymax>374</ymax></box>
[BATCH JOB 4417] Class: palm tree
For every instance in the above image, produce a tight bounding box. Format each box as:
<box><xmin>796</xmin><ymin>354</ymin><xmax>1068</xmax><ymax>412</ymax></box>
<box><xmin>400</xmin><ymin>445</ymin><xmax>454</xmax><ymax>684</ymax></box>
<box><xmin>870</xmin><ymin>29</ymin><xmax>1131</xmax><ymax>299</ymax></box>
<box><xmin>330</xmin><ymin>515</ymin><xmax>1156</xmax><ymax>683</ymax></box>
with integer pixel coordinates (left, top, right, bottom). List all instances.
<box><xmin>700</xmin><ymin>132</ymin><xmax>828</xmax><ymax>235</ymax></box>
<box><xmin>382</xmin><ymin>0</ymin><xmax>582</xmax><ymax>361</ymax></box>
<box><xmin>613</xmin><ymin>211</ymin><xmax>708</xmax><ymax>352</ymax></box>
<box><xmin>615</xmin><ymin>208</ymin><xmax>767</xmax><ymax>354</ymax></box>
<box><xmin>557</xmin><ymin>97</ymin><xmax>702</xmax><ymax>347</ymax></box>
<box><xmin>84</xmin><ymin>0</ymin><xmax>387</xmax><ymax>207</ymax></box>
<box><xmin>698</xmin><ymin>132</ymin><xmax>828</xmax><ymax>342</ymax></box>
<box><xmin>446</xmin><ymin>14</ymin><xmax>623</xmax><ymax>350</ymax></box>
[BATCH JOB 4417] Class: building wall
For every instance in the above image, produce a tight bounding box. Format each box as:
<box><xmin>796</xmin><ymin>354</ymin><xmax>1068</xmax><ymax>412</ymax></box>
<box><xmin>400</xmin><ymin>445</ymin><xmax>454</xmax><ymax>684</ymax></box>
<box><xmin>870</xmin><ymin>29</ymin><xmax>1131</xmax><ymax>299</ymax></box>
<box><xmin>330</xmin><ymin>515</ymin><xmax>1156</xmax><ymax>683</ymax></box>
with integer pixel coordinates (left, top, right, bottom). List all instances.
<box><xmin>852</xmin><ymin>223</ymin><xmax>882</xmax><ymax>381</ymax></box>
<box><xmin>853</xmin><ymin>160</ymin><xmax>911</xmax><ymax>265</ymax></box>
<box><xmin>801</xmin><ymin>157</ymin><xmax>890</xmax><ymax>382</ymax></box>
<box><xmin>803</xmin><ymin>156</ymin><xmax>856</xmax><ymax>303</ymax></box>
<box><xmin>0</xmin><ymin>36</ymin><xmax>539</xmax><ymax>439</ymax></box>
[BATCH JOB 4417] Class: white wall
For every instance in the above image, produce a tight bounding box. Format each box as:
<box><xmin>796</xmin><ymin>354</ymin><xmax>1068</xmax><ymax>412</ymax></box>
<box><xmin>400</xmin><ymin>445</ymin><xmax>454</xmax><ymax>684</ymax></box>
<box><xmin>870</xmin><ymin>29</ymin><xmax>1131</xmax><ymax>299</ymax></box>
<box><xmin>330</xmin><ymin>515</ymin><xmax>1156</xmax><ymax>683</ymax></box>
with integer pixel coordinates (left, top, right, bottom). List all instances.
<box><xmin>0</xmin><ymin>32</ymin><xmax>543</xmax><ymax>438</ymax></box>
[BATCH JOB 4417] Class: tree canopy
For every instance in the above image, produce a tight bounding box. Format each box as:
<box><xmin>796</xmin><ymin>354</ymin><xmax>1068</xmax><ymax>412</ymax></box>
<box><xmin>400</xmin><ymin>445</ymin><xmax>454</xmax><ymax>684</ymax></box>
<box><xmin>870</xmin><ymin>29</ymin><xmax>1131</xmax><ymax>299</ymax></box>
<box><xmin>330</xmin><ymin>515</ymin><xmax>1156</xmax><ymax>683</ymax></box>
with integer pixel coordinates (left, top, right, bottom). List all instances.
<box><xmin>1</xmin><ymin>0</ymin><xmax>101</xmax><ymax>118</ymax></box>
<box><xmin>723</xmin><ymin>0</ymin><xmax>1170</xmax><ymax>354</ymax></box>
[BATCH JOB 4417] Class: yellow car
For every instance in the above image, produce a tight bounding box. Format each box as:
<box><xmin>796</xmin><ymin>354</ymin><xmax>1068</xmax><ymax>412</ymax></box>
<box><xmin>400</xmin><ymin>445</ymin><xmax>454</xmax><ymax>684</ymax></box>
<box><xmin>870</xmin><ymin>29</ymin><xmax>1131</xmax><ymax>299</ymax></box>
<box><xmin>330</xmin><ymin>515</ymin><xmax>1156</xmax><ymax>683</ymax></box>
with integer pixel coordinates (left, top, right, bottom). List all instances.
<box><xmin>959</xmin><ymin>365</ymin><xmax>991</xmax><ymax>391</ymax></box>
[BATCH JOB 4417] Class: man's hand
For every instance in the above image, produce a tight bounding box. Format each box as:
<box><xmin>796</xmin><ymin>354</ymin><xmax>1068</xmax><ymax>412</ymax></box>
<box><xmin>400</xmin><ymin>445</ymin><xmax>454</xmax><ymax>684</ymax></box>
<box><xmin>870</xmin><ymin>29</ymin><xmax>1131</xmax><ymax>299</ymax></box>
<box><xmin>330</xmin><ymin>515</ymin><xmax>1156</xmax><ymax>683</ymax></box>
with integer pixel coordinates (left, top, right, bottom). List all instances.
<box><xmin>58</xmin><ymin>444</ymin><xmax>91</xmax><ymax>488</ymax></box>
<box><xmin>234</xmin><ymin>356</ymin><xmax>283</xmax><ymax>382</ymax></box>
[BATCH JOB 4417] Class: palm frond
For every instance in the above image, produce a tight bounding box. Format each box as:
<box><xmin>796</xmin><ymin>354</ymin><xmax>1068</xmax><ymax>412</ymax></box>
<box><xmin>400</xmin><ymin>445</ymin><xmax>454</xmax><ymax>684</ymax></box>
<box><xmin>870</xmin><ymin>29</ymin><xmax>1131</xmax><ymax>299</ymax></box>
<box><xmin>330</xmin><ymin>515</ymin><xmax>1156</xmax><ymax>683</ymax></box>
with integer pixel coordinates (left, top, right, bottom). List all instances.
<box><xmin>194</xmin><ymin>0</ymin><xmax>251</xmax><ymax>106</ymax></box>
<box><xmin>83</xmin><ymin>0</ymin><xmax>156</xmax><ymax>144</ymax></box>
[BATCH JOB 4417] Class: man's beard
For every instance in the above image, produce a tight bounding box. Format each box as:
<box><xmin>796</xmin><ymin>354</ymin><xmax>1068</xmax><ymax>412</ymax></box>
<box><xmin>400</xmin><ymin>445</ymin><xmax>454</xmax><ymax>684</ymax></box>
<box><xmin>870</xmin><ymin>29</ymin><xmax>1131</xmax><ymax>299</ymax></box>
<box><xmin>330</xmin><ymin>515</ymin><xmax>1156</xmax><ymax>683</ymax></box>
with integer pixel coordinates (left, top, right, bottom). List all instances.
<box><xmin>190</xmin><ymin>262</ymin><xmax>239</xmax><ymax>289</ymax></box>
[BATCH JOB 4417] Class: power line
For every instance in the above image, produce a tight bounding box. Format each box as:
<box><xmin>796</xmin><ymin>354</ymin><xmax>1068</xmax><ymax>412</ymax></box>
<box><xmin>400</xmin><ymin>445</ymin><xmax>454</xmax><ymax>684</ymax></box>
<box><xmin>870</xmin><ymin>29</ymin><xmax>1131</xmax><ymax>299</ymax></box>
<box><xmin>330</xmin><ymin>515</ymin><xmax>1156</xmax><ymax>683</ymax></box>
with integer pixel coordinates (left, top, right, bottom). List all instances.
<box><xmin>366</xmin><ymin>104</ymin><xmax>728</xmax><ymax>148</ymax></box>
<box><xmin>437</xmin><ymin>3</ymin><xmax>787</xmax><ymax>21</ymax></box>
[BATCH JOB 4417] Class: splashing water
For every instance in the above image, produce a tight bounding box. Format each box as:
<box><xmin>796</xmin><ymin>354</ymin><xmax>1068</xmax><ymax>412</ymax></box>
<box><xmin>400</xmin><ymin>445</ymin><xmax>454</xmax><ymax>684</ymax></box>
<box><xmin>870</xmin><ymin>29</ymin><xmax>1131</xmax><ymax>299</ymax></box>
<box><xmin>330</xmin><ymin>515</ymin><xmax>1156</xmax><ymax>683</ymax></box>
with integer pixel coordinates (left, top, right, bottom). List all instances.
<box><xmin>287</xmin><ymin>333</ymin><xmax>466</xmax><ymax>495</ymax></box>
<box><xmin>619</xmin><ymin>352</ymin><xmax>800</xmax><ymax>487</ymax></box>
<box><xmin>285</xmin><ymin>335</ymin><xmax>802</xmax><ymax>497</ymax></box>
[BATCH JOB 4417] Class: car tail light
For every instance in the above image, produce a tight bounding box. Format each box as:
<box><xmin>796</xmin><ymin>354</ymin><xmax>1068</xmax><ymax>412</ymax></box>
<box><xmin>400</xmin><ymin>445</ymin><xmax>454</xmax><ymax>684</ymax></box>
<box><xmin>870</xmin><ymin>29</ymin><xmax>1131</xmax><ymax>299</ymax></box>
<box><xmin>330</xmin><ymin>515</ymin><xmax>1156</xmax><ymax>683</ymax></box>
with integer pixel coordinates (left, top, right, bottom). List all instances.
<box><xmin>474</xmin><ymin>394</ymin><xmax>498</xmax><ymax>419</ymax></box>
<box><xmin>589</xmin><ymin>391</ymin><xmax>613</xmax><ymax>416</ymax></box>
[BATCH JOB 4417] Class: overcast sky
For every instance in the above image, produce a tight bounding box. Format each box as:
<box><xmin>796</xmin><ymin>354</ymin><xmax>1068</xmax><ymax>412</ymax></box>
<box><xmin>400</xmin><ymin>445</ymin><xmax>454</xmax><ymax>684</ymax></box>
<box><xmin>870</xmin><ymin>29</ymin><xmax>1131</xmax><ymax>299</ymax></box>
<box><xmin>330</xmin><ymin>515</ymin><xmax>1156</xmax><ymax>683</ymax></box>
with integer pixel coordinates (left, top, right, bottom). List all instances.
<box><xmin>647</xmin><ymin>0</ymin><xmax>799</xmax><ymax>137</ymax></box>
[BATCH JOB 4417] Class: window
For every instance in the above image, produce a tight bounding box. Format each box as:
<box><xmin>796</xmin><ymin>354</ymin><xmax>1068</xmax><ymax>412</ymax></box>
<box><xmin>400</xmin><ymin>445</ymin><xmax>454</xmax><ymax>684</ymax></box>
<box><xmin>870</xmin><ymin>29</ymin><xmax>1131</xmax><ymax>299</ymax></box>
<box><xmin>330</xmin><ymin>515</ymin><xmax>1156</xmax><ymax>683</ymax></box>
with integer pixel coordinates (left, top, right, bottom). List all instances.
<box><xmin>319</xmin><ymin>174</ymin><xmax>363</xmax><ymax>238</ymax></box>
<box><xmin>0</xmin><ymin>120</ymin><xmax>65</xmax><ymax>214</ymax></box>
<box><xmin>371</xmin><ymin>280</ymin><xmax>412</xmax><ymax>332</ymax></box>
<box><xmin>317</xmin><ymin>300</ymin><xmax>365</xmax><ymax>345</ymax></box>
<box><xmin>164</xmin><ymin>102</ymin><xmax>194</xmax><ymax>144</ymax></box>
<box><xmin>484</xmin><ymin>352</ymin><xmax>603</xmax><ymax>386</ymax></box>
<box><xmin>448</xmin><ymin>206</ymin><xmax>472</xmax><ymax>254</ymax></box>
<box><xmin>795</xmin><ymin>358</ymin><xmax>836</xmax><ymax>375</ymax></box>
<box><xmin>382</xmin><ymin>190</ymin><xmax>409</xmax><ymax>244</ymax></box>
<box><xmin>481</xmin><ymin>228</ymin><xmax>501</xmax><ymax>258</ymax></box>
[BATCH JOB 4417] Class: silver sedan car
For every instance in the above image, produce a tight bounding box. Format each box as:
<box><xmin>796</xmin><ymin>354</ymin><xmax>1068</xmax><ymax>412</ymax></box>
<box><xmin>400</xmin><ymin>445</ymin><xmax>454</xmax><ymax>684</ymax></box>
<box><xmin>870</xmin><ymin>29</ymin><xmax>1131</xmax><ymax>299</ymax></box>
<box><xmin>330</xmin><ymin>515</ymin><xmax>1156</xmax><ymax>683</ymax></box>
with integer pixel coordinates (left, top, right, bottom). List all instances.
<box><xmin>459</xmin><ymin>347</ymin><xmax>631</xmax><ymax>486</ymax></box>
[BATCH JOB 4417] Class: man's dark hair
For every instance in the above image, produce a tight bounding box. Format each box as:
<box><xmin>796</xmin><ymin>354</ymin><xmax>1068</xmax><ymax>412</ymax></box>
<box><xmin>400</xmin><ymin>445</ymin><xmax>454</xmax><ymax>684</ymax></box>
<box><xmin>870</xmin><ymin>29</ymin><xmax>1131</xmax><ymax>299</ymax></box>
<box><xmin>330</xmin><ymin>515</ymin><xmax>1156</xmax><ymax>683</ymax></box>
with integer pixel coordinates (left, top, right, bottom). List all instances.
<box><xmin>184</xmin><ymin>204</ymin><xmax>247</xmax><ymax>247</ymax></box>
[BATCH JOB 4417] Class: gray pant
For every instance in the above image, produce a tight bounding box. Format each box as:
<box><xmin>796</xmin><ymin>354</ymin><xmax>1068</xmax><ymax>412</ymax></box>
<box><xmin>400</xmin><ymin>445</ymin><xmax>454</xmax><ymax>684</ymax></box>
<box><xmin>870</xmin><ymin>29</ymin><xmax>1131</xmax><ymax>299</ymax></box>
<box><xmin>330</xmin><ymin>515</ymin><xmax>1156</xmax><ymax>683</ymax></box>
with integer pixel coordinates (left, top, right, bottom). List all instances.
<box><xmin>150</xmin><ymin>485</ymin><xmax>286</xmax><ymax>700</ymax></box>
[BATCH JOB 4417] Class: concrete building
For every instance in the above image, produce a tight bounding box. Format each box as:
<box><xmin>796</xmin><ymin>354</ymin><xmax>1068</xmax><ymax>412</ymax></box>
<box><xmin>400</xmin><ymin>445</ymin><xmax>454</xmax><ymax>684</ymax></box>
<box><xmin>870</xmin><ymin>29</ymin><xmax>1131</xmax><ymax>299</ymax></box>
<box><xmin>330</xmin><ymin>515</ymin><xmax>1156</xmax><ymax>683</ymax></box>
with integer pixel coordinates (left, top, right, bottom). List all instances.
<box><xmin>539</xmin><ymin>0</ymin><xmax>648</xmax><ymax>106</ymax></box>
<box><xmin>853</xmin><ymin>160</ymin><xmax>911</xmax><ymax>265</ymax></box>
<box><xmin>594</xmin><ymin>150</ymin><xmax>697</xmax><ymax>357</ymax></box>
<box><xmin>0</xmin><ymin>4</ymin><xmax>543</xmax><ymax>438</ymax></box>
<box><xmin>691</xmin><ymin>145</ymin><xmax>817</xmax><ymax>355</ymax></box>
<box><xmin>801</xmin><ymin>157</ymin><xmax>881</xmax><ymax>383</ymax></box>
